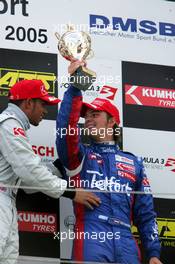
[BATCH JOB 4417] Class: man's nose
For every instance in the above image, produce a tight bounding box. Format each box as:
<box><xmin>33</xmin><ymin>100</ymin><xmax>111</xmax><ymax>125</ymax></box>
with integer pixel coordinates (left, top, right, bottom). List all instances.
<box><xmin>85</xmin><ymin>114</ymin><xmax>93</xmax><ymax>121</ymax></box>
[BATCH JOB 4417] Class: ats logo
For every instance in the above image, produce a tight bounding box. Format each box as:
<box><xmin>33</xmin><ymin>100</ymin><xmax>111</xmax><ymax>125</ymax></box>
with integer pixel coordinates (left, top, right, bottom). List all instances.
<box><xmin>0</xmin><ymin>68</ymin><xmax>56</xmax><ymax>96</ymax></box>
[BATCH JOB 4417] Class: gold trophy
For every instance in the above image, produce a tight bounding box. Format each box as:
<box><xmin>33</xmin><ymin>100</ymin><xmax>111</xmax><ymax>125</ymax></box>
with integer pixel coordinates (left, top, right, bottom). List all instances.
<box><xmin>55</xmin><ymin>25</ymin><xmax>96</xmax><ymax>91</ymax></box>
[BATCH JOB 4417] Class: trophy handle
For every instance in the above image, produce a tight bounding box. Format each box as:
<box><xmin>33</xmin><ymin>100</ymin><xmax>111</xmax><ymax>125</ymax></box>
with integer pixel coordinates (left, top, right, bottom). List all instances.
<box><xmin>55</xmin><ymin>32</ymin><xmax>60</xmax><ymax>40</ymax></box>
<box><xmin>86</xmin><ymin>49</ymin><xmax>94</xmax><ymax>60</ymax></box>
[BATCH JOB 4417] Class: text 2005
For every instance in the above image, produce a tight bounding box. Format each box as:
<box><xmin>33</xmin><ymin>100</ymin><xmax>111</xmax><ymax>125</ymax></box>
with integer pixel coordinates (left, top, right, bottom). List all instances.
<box><xmin>5</xmin><ymin>25</ymin><xmax>48</xmax><ymax>44</ymax></box>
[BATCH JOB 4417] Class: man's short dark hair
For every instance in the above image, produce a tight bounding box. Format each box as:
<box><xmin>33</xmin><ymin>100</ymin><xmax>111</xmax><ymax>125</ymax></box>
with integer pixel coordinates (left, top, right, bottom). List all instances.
<box><xmin>9</xmin><ymin>98</ymin><xmax>40</xmax><ymax>107</ymax></box>
<box><xmin>9</xmin><ymin>99</ymin><xmax>24</xmax><ymax>107</ymax></box>
<box><xmin>106</xmin><ymin>113</ymin><xmax>121</xmax><ymax>144</ymax></box>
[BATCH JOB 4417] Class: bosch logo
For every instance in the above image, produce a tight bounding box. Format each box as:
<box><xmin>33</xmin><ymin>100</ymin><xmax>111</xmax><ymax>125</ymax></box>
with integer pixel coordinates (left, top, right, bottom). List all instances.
<box><xmin>90</xmin><ymin>14</ymin><xmax>175</xmax><ymax>36</ymax></box>
<box><xmin>32</xmin><ymin>145</ymin><xmax>55</xmax><ymax>157</ymax></box>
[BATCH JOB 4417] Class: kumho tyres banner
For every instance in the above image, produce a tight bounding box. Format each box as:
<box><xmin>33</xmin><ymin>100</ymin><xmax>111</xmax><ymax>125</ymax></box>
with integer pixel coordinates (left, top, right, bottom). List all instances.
<box><xmin>17</xmin><ymin>191</ymin><xmax>60</xmax><ymax>258</ymax></box>
<box><xmin>122</xmin><ymin>61</ymin><xmax>175</xmax><ymax>131</ymax></box>
<box><xmin>0</xmin><ymin>48</ymin><xmax>58</xmax><ymax>120</ymax></box>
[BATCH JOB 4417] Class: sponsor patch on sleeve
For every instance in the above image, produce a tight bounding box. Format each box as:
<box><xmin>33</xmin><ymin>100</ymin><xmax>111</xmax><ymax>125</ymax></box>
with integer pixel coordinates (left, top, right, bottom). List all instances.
<box><xmin>13</xmin><ymin>127</ymin><xmax>26</xmax><ymax>137</ymax></box>
<box><xmin>142</xmin><ymin>177</ymin><xmax>150</xmax><ymax>186</ymax></box>
<box><xmin>142</xmin><ymin>177</ymin><xmax>152</xmax><ymax>193</ymax></box>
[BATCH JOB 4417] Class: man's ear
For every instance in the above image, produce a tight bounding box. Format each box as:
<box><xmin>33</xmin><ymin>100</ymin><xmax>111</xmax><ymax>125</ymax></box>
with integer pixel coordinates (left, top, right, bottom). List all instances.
<box><xmin>24</xmin><ymin>98</ymin><xmax>34</xmax><ymax>109</ymax></box>
<box><xmin>108</xmin><ymin>117</ymin><xmax>116</xmax><ymax>127</ymax></box>
<box><xmin>19</xmin><ymin>99</ymin><xmax>34</xmax><ymax>114</ymax></box>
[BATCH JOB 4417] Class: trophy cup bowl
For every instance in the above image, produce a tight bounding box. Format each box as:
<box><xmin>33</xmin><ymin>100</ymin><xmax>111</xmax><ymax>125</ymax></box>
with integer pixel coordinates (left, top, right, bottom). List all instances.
<box><xmin>55</xmin><ymin>26</ymin><xmax>96</xmax><ymax>91</ymax></box>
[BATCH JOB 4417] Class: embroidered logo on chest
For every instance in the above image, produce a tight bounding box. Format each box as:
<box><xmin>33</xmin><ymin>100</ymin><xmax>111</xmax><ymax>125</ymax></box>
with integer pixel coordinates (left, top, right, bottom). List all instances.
<box><xmin>116</xmin><ymin>162</ymin><xmax>135</xmax><ymax>174</ymax></box>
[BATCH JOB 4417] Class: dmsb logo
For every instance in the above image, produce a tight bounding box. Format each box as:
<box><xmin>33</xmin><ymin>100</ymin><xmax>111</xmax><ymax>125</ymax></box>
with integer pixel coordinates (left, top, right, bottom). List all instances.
<box><xmin>90</xmin><ymin>14</ymin><xmax>175</xmax><ymax>36</ymax></box>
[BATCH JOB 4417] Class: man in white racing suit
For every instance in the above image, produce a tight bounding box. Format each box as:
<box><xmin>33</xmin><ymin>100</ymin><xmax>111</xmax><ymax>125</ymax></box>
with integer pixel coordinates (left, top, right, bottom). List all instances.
<box><xmin>0</xmin><ymin>79</ymin><xmax>100</xmax><ymax>264</ymax></box>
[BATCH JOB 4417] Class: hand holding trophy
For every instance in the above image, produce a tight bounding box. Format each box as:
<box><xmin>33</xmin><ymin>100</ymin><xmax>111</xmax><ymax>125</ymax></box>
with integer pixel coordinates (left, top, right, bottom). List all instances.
<box><xmin>55</xmin><ymin>25</ymin><xmax>96</xmax><ymax>91</ymax></box>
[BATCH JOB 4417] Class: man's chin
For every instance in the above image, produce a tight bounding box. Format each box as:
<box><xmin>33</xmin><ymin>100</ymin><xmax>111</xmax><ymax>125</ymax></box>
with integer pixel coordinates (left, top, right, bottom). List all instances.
<box><xmin>30</xmin><ymin>122</ymin><xmax>40</xmax><ymax>126</ymax></box>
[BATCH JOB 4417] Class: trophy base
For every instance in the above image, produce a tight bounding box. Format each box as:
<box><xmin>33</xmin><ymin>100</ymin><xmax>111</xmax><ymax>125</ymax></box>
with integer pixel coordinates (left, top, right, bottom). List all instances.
<box><xmin>70</xmin><ymin>66</ymin><xmax>96</xmax><ymax>91</ymax></box>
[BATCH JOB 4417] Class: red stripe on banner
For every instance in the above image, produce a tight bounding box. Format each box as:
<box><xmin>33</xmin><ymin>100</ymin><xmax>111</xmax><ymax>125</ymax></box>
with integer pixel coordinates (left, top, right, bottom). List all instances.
<box><xmin>125</xmin><ymin>84</ymin><xmax>175</xmax><ymax>109</ymax></box>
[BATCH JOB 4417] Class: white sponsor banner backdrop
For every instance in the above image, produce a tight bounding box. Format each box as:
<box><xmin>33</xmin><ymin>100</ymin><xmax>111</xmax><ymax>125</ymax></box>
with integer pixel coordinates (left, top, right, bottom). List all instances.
<box><xmin>0</xmin><ymin>0</ymin><xmax>174</xmax><ymax>64</ymax></box>
<box><xmin>123</xmin><ymin>127</ymin><xmax>175</xmax><ymax>198</ymax></box>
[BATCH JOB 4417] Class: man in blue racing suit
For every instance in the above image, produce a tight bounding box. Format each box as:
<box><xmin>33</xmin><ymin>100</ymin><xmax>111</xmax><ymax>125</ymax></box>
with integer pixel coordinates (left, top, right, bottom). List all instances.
<box><xmin>56</xmin><ymin>60</ymin><xmax>162</xmax><ymax>264</ymax></box>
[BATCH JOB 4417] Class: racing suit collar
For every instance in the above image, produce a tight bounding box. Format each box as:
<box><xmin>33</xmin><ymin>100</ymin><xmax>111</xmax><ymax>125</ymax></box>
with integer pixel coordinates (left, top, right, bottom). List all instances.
<box><xmin>4</xmin><ymin>103</ymin><xmax>30</xmax><ymax>130</ymax></box>
<box><xmin>91</xmin><ymin>141</ymin><xmax>120</xmax><ymax>153</ymax></box>
<box><xmin>95</xmin><ymin>141</ymin><xmax>116</xmax><ymax>145</ymax></box>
